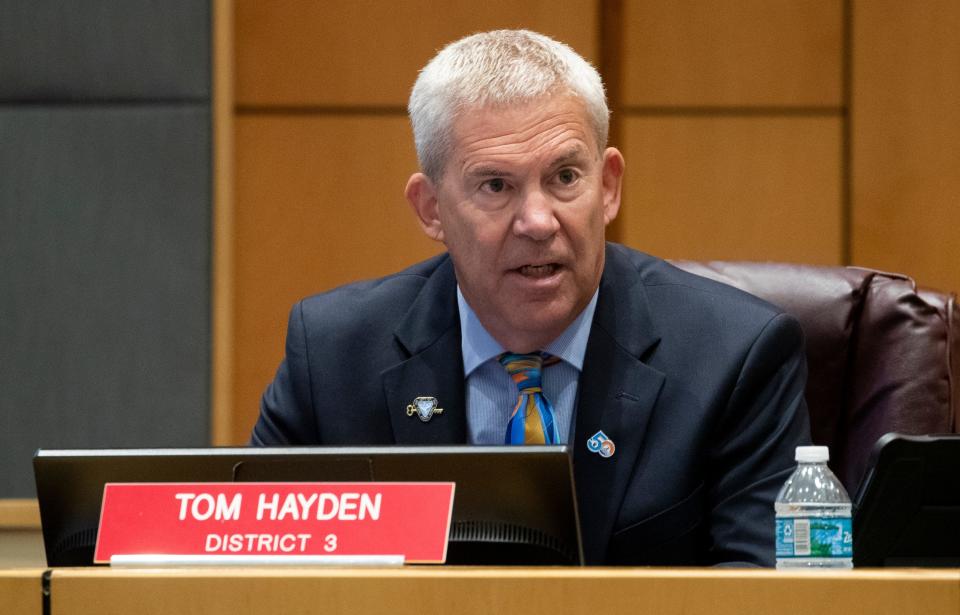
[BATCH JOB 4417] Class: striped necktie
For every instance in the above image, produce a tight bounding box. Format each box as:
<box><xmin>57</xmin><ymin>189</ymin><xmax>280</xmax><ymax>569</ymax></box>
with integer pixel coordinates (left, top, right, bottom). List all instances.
<box><xmin>499</xmin><ymin>352</ymin><xmax>560</xmax><ymax>445</ymax></box>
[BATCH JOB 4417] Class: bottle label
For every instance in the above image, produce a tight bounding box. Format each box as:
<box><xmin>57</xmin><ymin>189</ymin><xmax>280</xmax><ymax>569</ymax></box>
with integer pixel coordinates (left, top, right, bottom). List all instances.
<box><xmin>776</xmin><ymin>517</ymin><xmax>852</xmax><ymax>558</ymax></box>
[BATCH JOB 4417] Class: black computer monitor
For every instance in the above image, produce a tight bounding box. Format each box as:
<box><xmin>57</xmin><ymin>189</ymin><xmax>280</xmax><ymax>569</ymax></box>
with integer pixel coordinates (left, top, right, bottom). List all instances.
<box><xmin>34</xmin><ymin>446</ymin><xmax>583</xmax><ymax>567</ymax></box>
<box><xmin>853</xmin><ymin>433</ymin><xmax>960</xmax><ymax>567</ymax></box>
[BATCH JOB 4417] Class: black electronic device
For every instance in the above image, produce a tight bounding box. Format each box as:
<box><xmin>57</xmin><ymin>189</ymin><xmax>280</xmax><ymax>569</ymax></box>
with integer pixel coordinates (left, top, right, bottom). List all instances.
<box><xmin>852</xmin><ymin>433</ymin><xmax>960</xmax><ymax>567</ymax></box>
<box><xmin>33</xmin><ymin>446</ymin><xmax>583</xmax><ymax>567</ymax></box>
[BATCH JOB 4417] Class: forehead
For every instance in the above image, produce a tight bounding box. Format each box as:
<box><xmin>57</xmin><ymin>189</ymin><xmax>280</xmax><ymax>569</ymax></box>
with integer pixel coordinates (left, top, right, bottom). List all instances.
<box><xmin>446</xmin><ymin>96</ymin><xmax>597</xmax><ymax>173</ymax></box>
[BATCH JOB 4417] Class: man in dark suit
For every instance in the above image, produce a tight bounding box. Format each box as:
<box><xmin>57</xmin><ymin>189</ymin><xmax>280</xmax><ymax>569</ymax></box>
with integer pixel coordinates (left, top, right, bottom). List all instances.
<box><xmin>251</xmin><ymin>30</ymin><xmax>810</xmax><ymax>566</ymax></box>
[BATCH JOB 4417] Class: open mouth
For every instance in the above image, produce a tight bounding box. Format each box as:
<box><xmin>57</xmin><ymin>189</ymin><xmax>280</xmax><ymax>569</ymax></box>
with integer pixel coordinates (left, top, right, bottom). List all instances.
<box><xmin>516</xmin><ymin>263</ymin><xmax>560</xmax><ymax>278</ymax></box>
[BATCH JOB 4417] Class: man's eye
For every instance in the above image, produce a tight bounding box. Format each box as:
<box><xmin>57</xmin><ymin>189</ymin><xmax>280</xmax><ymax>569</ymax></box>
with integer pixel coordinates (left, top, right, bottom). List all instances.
<box><xmin>483</xmin><ymin>178</ymin><xmax>506</xmax><ymax>193</ymax></box>
<box><xmin>557</xmin><ymin>169</ymin><xmax>579</xmax><ymax>185</ymax></box>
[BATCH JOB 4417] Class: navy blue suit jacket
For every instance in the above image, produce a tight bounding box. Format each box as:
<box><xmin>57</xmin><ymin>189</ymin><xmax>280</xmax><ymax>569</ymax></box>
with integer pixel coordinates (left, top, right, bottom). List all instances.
<box><xmin>251</xmin><ymin>243</ymin><xmax>811</xmax><ymax>565</ymax></box>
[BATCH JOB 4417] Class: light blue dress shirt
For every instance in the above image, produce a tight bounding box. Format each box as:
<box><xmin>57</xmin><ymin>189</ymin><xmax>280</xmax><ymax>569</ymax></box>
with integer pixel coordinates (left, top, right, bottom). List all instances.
<box><xmin>457</xmin><ymin>287</ymin><xmax>599</xmax><ymax>445</ymax></box>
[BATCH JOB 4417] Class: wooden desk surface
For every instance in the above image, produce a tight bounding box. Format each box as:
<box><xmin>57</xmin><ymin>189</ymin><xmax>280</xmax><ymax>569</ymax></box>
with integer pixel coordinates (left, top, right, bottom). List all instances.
<box><xmin>0</xmin><ymin>500</ymin><xmax>41</xmax><ymax>529</ymax></box>
<box><xmin>36</xmin><ymin>567</ymin><xmax>960</xmax><ymax>615</ymax></box>
<box><xmin>0</xmin><ymin>568</ymin><xmax>44</xmax><ymax>615</ymax></box>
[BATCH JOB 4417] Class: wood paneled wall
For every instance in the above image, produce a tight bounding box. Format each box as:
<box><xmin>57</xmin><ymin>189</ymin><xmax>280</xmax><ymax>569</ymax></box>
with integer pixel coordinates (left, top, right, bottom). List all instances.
<box><xmin>618</xmin><ymin>0</ymin><xmax>844</xmax><ymax>264</ymax></box>
<box><xmin>216</xmin><ymin>0</ymin><xmax>960</xmax><ymax>444</ymax></box>
<box><xmin>851</xmin><ymin>0</ymin><xmax>960</xmax><ymax>294</ymax></box>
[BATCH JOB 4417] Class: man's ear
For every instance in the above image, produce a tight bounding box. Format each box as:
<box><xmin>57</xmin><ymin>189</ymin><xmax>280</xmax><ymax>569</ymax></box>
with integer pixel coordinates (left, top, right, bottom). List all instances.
<box><xmin>600</xmin><ymin>147</ymin><xmax>625</xmax><ymax>225</ymax></box>
<box><xmin>405</xmin><ymin>172</ymin><xmax>444</xmax><ymax>242</ymax></box>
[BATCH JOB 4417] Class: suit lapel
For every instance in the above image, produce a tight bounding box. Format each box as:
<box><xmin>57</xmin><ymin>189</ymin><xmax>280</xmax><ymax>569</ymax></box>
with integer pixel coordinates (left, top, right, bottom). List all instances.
<box><xmin>573</xmin><ymin>245</ymin><xmax>665</xmax><ymax>563</ymax></box>
<box><xmin>382</xmin><ymin>256</ymin><xmax>467</xmax><ymax>444</ymax></box>
<box><xmin>378</xmin><ymin>246</ymin><xmax>667</xmax><ymax>561</ymax></box>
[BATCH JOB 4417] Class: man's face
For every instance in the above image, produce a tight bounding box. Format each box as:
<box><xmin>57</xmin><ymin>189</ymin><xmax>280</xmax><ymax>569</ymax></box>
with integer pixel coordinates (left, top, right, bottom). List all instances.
<box><xmin>406</xmin><ymin>95</ymin><xmax>624</xmax><ymax>352</ymax></box>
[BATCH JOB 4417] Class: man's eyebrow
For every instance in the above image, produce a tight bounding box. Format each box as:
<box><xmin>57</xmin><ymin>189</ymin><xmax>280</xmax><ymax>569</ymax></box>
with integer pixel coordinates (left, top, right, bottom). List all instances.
<box><xmin>465</xmin><ymin>166</ymin><xmax>510</xmax><ymax>179</ymax></box>
<box><xmin>548</xmin><ymin>146</ymin><xmax>591</xmax><ymax>169</ymax></box>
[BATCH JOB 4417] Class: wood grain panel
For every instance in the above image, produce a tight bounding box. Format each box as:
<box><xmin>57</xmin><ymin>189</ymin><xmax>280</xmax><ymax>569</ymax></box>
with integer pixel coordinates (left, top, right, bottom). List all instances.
<box><xmin>232</xmin><ymin>116</ymin><xmax>441</xmax><ymax>442</ymax></box>
<box><xmin>0</xmin><ymin>569</ymin><xmax>42</xmax><ymax>615</ymax></box>
<box><xmin>619</xmin><ymin>116</ymin><xmax>843</xmax><ymax>263</ymax></box>
<box><xmin>0</xmin><ymin>499</ymin><xmax>40</xmax><ymax>528</ymax></box>
<box><xmin>48</xmin><ymin>568</ymin><xmax>960</xmax><ymax>615</ymax></box>
<box><xmin>212</xmin><ymin>0</ymin><xmax>236</xmax><ymax>445</ymax></box>
<box><xmin>235</xmin><ymin>0</ymin><xmax>598</xmax><ymax>107</ymax></box>
<box><xmin>621</xmin><ymin>0</ymin><xmax>843</xmax><ymax>107</ymax></box>
<box><xmin>851</xmin><ymin>0</ymin><xmax>960</xmax><ymax>294</ymax></box>
<box><xmin>0</xmin><ymin>531</ymin><xmax>45</xmax><ymax>568</ymax></box>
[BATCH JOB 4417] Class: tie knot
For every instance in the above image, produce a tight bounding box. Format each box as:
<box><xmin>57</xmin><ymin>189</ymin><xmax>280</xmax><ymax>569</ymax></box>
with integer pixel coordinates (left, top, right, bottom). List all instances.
<box><xmin>499</xmin><ymin>352</ymin><xmax>552</xmax><ymax>393</ymax></box>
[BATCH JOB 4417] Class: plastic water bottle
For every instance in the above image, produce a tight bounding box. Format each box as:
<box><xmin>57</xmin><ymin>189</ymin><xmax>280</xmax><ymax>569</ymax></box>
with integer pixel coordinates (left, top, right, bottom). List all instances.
<box><xmin>775</xmin><ymin>446</ymin><xmax>853</xmax><ymax>568</ymax></box>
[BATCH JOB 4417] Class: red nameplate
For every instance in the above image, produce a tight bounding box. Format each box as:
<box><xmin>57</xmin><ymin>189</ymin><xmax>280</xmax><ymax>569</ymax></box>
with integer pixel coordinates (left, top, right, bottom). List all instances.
<box><xmin>94</xmin><ymin>482</ymin><xmax>455</xmax><ymax>564</ymax></box>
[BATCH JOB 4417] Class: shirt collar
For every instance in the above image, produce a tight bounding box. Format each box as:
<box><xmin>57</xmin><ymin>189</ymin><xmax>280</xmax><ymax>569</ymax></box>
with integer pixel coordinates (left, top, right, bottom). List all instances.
<box><xmin>457</xmin><ymin>286</ymin><xmax>599</xmax><ymax>377</ymax></box>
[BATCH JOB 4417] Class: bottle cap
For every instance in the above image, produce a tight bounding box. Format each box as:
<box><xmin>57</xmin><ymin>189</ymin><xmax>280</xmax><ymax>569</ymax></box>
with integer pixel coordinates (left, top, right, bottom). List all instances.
<box><xmin>795</xmin><ymin>445</ymin><xmax>829</xmax><ymax>462</ymax></box>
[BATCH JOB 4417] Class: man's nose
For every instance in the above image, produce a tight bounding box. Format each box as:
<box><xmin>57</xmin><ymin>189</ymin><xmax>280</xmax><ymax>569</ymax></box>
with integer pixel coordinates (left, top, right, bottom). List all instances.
<box><xmin>513</xmin><ymin>188</ymin><xmax>560</xmax><ymax>241</ymax></box>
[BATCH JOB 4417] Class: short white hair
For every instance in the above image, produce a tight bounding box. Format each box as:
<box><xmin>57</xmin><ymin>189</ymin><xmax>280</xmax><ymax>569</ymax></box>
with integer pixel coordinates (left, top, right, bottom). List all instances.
<box><xmin>408</xmin><ymin>29</ymin><xmax>610</xmax><ymax>181</ymax></box>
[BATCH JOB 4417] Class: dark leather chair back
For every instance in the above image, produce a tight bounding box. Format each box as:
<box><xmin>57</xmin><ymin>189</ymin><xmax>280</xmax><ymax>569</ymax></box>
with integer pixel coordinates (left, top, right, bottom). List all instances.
<box><xmin>672</xmin><ymin>261</ymin><xmax>959</xmax><ymax>493</ymax></box>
